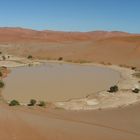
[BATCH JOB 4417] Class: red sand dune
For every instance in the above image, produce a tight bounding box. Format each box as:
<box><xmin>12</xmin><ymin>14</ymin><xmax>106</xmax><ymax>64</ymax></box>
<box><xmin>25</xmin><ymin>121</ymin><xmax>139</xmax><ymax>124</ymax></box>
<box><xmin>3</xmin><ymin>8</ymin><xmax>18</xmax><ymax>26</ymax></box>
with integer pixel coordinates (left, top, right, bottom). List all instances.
<box><xmin>0</xmin><ymin>104</ymin><xmax>140</xmax><ymax>140</ymax></box>
<box><xmin>0</xmin><ymin>28</ymin><xmax>140</xmax><ymax>140</ymax></box>
<box><xmin>0</xmin><ymin>27</ymin><xmax>140</xmax><ymax>67</ymax></box>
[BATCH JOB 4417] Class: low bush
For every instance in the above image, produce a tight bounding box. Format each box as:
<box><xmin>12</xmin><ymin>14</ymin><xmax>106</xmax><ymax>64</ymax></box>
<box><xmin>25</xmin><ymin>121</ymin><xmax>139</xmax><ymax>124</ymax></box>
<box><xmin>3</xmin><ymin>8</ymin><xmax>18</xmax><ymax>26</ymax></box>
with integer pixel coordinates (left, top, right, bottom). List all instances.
<box><xmin>107</xmin><ymin>62</ymin><xmax>112</xmax><ymax>65</ymax></box>
<box><xmin>132</xmin><ymin>88</ymin><xmax>140</xmax><ymax>93</ymax></box>
<box><xmin>108</xmin><ymin>85</ymin><xmax>118</xmax><ymax>93</ymax></box>
<box><xmin>58</xmin><ymin>57</ymin><xmax>63</xmax><ymax>61</ymax></box>
<box><xmin>0</xmin><ymin>71</ymin><xmax>3</xmax><ymax>77</ymax></box>
<box><xmin>0</xmin><ymin>80</ymin><xmax>5</xmax><ymax>88</ymax></box>
<box><xmin>2</xmin><ymin>55</ymin><xmax>6</xmax><ymax>61</ymax></box>
<box><xmin>38</xmin><ymin>101</ymin><xmax>46</xmax><ymax>107</ymax></box>
<box><xmin>100</xmin><ymin>61</ymin><xmax>105</xmax><ymax>65</ymax></box>
<box><xmin>27</xmin><ymin>55</ymin><xmax>33</xmax><ymax>59</ymax></box>
<box><xmin>133</xmin><ymin>72</ymin><xmax>140</xmax><ymax>78</ymax></box>
<box><xmin>131</xmin><ymin>67</ymin><xmax>136</xmax><ymax>70</ymax></box>
<box><xmin>28</xmin><ymin>99</ymin><xmax>37</xmax><ymax>106</ymax></box>
<box><xmin>9</xmin><ymin>100</ymin><xmax>20</xmax><ymax>106</ymax></box>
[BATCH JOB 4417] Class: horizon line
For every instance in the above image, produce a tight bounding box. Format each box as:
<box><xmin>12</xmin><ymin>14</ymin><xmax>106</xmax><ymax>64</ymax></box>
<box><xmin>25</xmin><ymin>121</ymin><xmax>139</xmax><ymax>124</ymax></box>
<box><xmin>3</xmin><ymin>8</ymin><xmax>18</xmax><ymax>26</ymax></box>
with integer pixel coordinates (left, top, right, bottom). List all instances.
<box><xmin>0</xmin><ymin>26</ymin><xmax>138</xmax><ymax>34</ymax></box>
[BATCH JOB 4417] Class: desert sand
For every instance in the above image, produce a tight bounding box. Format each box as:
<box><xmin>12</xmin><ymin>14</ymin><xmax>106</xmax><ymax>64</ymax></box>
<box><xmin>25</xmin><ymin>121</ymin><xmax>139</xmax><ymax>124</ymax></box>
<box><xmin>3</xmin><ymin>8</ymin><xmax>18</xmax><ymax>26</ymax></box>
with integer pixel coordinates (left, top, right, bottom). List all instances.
<box><xmin>55</xmin><ymin>63</ymin><xmax>140</xmax><ymax>110</ymax></box>
<box><xmin>0</xmin><ymin>103</ymin><xmax>140</xmax><ymax>140</ymax></box>
<box><xmin>0</xmin><ymin>57</ymin><xmax>140</xmax><ymax>140</ymax></box>
<box><xmin>0</xmin><ymin>27</ymin><xmax>140</xmax><ymax>67</ymax></box>
<box><xmin>0</xmin><ymin>28</ymin><xmax>140</xmax><ymax>140</ymax></box>
<box><xmin>1</xmin><ymin>56</ymin><xmax>140</xmax><ymax>110</ymax></box>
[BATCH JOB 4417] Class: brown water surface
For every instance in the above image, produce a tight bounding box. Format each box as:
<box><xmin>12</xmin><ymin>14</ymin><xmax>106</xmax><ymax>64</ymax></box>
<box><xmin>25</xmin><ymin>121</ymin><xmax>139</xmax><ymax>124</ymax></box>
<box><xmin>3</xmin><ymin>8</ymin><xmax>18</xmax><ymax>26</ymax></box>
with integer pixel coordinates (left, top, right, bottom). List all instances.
<box><xmin>3</xmin><ymin>63</ymin><xmax>120</xmax><ymax>103</ymax></box>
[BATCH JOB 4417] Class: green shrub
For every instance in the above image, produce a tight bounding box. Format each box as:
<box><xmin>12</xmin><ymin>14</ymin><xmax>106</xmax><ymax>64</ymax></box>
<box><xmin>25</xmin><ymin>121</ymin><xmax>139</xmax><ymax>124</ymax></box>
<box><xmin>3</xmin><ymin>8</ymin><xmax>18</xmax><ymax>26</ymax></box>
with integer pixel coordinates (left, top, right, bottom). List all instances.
<box><xmin>2</xmin><ymin>55</ymin><xmax>6</xmax><ymax>61</ymax></box>
<box><xmin>9</xmin><ymin>100</ymin><xmax>20</xmax><ymax>106</ymax></box>
<box><xmin>27</xmin><ymin>55</ymin><xmax>33</xmax><ymax>59</ymax></box>
<box><xmin>133</xmin><ymin>72</ymin><xmax>140</xmax><ymax>78</ymax></box>
<box><xmin>108</xmin><ymin>85</ymin><xmax>118</xmax><ymax>93</ymax></box>
<box><xmin>28</xmin><ymin>99</ymin><xmax>37</xmax><ymax>106</ymax></box>
<box><xmin>38</xmin><ymin>101</ymin><xmax>46</xmax><ymax>107</ymax></box>
<box><xmin>132</xmin><ymin>88</ymin><xmax>140</xmax><ymax>93</ymax></box>
<box><xmin>0</xmin><ymin>71</ymin><xmax>3</xmax><ymax>77</ymax></box>
<box><xmin>0</xmin><ymin>80</ymin><xmax>5</xmax><ymax>88</ymax></box>
<box><xmin>28</xmin><ymin>63</ymin><xmax>33</xmax><ymax>67</ymax></box>
<box><xmin>58</xmin><ymin>57</ymin><xmax>63</xmax><ymax>61</ymax></box>
<box><xmin>131</xmin><ymin>67</ymin><xmax>136</xmax><ymax>70</ymax></box>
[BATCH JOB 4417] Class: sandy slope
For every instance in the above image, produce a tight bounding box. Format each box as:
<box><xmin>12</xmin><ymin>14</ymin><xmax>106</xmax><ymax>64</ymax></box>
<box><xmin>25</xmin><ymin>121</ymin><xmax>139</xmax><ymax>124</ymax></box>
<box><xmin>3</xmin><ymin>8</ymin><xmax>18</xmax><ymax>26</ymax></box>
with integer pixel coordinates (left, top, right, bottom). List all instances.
<box><xmin>0</xmin><ymin>28</ymin><xmax>140</xmax><ymax>140</ymax></box>
<box><xmin>0</xmin><ymin>59</ymin><xmax>140</xmax><ymax>140</ymax></box>
<box><xmin>0</xmin><ymin>104</ymin><xmax>140</xmax><ymax>140</ymax></box>
<box><xmin>0</xmin><ymin>27</ymin><xmax>140</xmax><ymax>67</ymax></box>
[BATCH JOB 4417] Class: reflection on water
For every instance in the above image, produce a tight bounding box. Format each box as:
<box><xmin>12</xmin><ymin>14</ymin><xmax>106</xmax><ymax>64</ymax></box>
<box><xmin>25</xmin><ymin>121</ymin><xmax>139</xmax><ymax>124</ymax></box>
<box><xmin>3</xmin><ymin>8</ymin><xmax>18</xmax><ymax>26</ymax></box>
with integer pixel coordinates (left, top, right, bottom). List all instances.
<box><xmin>3</xmin><ymin>63</ymin><xmax>120</xmax><ymax>103</ymax></box>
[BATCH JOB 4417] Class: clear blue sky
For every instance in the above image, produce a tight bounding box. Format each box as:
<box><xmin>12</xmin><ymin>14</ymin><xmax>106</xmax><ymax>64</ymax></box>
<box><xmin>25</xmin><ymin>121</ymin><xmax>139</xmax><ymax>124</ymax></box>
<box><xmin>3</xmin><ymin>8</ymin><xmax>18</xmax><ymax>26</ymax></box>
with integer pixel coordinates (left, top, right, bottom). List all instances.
<box><xmin>0</xmin><ymin>0</ymin><xmax>140</xmax><ymax>33</ymax></box>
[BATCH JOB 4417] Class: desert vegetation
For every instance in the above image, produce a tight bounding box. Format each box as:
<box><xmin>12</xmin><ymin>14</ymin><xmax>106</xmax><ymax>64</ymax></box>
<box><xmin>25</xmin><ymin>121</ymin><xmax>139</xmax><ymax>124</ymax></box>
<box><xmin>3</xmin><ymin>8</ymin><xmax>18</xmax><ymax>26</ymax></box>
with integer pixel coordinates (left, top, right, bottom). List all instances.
<box><xmin>8</xmin><ymin>99</ymin><xmax>47</xmax><ymax>107</ymax></box>
<box><xmin>108</xmin><ymin>85</ymin><xmax>119</xmax><ymax>93</ymax></box>
<box><xmin>107</xmin><ymin>62</ymin><xmax>112</xmax><ymax>65</ymax></box>
<box><xmin>0</xmin><ymin>71</ymin><xmax>3</xmax><ymax>77</ymax></box>
<box><xmin>58</xmin><ymin>57</ymin><xmax>63</xmax><ymax>61</ymax></box>
<box><xmin>28</xmin><ymin>99</ymin><xmax>37</xmax><ymax>106</ymax></box>
<box><xmin>37</xmin><ymin>101</ymin><xmax>46</xmax><ymax>107</ymax></box>
<box><xmin>132</xmin><ymin>88</ymin><xmax>140</xmax><ymax>93</ymax></box>
<box><xmin>66</xmin><ymin>59</ymin><xmax>91</xmax><ymax>64</ymax></box>
<box><xmin>27</xmin><ymin>55</ymin><xmax>33</xmax><ymax>59</ymax></box>
<box><xmin>2</xmin><ymin>55</ymin><xmax>6</xmax><ymax>61</ymax></box>
<box><xmin>133</xmin><ymin>72</ymin><xmax>140</xmax><ymax>78</ymax></box>
<box><xmin>9</xmin><ymin>100</ymin><xmax>20</xmax><ymax>106</ymax></box>
<box><xmin>0</xmin><ymin>80</ymin><xmax>5</xmax><ymax>88</ymax></box>
<box><xmin>131</xmin><ymin>66</ymin><xmax>137</xmax><ymax>70</ymax></box>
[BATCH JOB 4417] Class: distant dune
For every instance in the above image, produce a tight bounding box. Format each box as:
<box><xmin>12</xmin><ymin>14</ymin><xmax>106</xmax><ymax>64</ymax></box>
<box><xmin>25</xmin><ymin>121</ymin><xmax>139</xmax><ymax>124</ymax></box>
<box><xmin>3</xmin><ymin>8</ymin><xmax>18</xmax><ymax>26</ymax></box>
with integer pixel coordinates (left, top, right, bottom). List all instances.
<box><xmin>1</xmin><ymin>28</ymin><xmax>140</xmax><ymax>140</ymax></box>
<box><xmin>0</xmin><ymin>27</ymin><xmax>140</xmax><ymax>67</ymax></box>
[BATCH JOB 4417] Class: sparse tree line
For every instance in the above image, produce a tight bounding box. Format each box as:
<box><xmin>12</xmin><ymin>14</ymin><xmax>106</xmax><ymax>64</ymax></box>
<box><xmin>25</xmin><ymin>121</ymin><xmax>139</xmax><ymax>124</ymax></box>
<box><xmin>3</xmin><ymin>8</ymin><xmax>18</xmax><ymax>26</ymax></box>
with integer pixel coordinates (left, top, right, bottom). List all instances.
<box><xmin>0</xmin><ymin>51</ymin><xmax>10</xmax><ymax>61</ymax></box>
<box><xmin>0</xmin><ymin>51</ymin><xmax>139</xmax><ymax>109</ymax></box>
<box><xmin>9</xmin><ymin>99</ymin><xmax>47</xmax><ymax>107</ymax></box>
<box><xmin>27</xmin><ymin>54</ymin><xmax>64</xmax><ymax>61</ymax></box>
<box><xmin>0</xmin><ymin>66</ymin><xmax>7</xmax><ymax>88</ymax></box>
<box><xmin>108</xmin><ymin>85</ymin><xmax>140</xmax><ymax>94</ymax></box>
